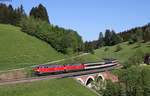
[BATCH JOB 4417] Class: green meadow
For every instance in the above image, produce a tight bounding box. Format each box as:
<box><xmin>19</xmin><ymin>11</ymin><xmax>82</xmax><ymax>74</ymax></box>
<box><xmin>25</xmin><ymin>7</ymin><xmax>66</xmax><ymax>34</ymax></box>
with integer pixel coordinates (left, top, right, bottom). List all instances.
<box><xmin>95</xmin><ymin>42</ymin><xmax>150</xmax><ymax>63</ymax></box>
<box><xmin>0</xmin><ymin>24</ymin><xmax>65</xmax><ymax>70</ymax></box>
<box><xmin>0</xmin><ymin>78</ymin><xmax>96</xmax><ymax>96</ymax></box>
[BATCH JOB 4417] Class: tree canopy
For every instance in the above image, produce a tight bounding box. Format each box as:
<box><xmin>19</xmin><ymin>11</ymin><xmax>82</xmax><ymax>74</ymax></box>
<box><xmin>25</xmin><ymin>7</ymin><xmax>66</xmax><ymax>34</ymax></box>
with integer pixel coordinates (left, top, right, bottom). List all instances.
<box><xmin>20</xmin><ymin>17</ymin><xmax>83</xmax><ymax>54</ymax></box>
<box><xmin>30</xmin><ymin>4</ymin><xmax>50</xmax><ymax>23</ymax></box>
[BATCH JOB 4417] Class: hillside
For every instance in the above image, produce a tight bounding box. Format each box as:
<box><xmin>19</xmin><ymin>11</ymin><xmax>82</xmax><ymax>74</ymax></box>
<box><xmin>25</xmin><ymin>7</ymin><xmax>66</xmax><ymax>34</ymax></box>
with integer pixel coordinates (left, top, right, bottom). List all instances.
<box><xmin>0</xmin><ymin>78</ymin><xmax>96</xmax><ymax>96</ymax></box>
<box><xmin>56</xmin><ymin>54</ymin><xmax>101</xmax><ymax>65</ymax></box>
<box><xmin>0</xmin><ymin>24</ymin><xmax>65</xmax><ymax>70</ymax></box>
<box><xmin>95</xmin><ymin>42</ymin><xmax>150</xmax><ymax>63</ymax></box>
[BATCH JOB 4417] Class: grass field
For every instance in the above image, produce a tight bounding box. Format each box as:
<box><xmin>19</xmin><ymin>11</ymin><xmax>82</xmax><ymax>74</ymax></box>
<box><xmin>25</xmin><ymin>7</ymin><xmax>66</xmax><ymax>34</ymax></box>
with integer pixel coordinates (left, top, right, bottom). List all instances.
<box><xmin>0</xmin><ymin>24</ymin><xmax>65</xmax><ymax>70</ymax></box>
<box><xmin>95</xmin><ymin>42</ymin><xmax>150</xmax><ymax>63</ymax></box>
<box><xmin>0</xmin><ymin>78</ymin><xmax>96</xmax><ymax>96</ymax></box>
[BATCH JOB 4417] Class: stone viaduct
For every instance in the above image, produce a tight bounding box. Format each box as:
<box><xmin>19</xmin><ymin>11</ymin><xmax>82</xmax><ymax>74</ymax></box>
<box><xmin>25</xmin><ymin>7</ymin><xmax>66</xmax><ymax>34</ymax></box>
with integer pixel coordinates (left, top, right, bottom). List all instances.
<box><xmin>74</xmin><ymin>72</ymin><xmax>118</xmax><ymax>87</ymax></box>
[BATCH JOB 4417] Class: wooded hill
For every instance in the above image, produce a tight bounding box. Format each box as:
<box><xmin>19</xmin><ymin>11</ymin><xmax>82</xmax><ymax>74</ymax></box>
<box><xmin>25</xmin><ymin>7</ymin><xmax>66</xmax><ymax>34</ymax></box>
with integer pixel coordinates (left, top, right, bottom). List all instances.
<box><xmin>85</xmin><ymin>24</ymin><xmax>150</xmax><ymax>53</ymax></box>
<box><xmin>0</xmin><ymin>3</ymin><xmax>83</xmax><ymax>54</ymax></box>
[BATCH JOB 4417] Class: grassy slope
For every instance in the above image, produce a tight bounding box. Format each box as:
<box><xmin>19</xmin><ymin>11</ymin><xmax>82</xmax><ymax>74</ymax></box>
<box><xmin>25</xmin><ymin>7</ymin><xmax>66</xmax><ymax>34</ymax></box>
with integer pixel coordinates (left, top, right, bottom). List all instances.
<box><xmin>56</xmin><ymin>54</ymin><xmax>101</xmax><ymax>65</ymax></box>
<box><xmin>0</xmin><ymin>24</ymin><xmax>65</xmax><ymax>70</ymax></box>
<box><xmin>0</xmin><ymin>24</ymin><xmax>101</xmax><ymax>70</ymax></box>
<box><xmin>95</xmin><ymin>42</ymin><xmax>150</xmax><ymax>63</ymax></box>
<box><xmin>0</xmin><ymin>78</ymin><xmax>96</xmax><ymax>96</ymax></box>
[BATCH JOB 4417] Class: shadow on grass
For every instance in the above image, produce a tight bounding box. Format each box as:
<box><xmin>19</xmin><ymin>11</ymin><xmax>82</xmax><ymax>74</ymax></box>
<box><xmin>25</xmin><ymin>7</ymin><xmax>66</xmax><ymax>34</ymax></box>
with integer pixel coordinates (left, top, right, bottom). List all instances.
<box><xmin>132</xmin><ymin>45</ymin><xmax>141</xmax><ymax>49</ymax></box>
<box><xmin>146</xmin><ymin>45</ymin><xmax>150</xmax><ymax>47</ymax></box>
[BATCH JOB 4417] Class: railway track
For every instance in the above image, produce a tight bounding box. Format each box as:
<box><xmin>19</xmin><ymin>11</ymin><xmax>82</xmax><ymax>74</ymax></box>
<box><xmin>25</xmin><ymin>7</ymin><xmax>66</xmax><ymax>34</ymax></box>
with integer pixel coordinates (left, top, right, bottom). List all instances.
<box><xmin>0</xmin><ymin>64</ymin><xmax>122</xmax><ymax>85</ymax></box>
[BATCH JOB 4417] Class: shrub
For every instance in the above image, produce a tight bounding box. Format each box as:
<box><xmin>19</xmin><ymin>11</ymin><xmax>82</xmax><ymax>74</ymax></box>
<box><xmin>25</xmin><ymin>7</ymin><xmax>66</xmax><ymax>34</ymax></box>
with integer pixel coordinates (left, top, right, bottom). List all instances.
<box><xmin>104</xmin><ymin>47</ymin><xmax>109</xmax><ymax>51</ymax></box>
<box><xmin>126</xmin><ymin>49</ymin><xmax>144</xmax><ymax>68</ymax></box>
<box><xmin>115</xmin><ymin>45</ymin><xmax>122</xmax><ymax>52</ymax></box>
<box><xmin>128</xmin><ymin>39</ymin><xmax>135</xmax><ymax>45</ymax></box>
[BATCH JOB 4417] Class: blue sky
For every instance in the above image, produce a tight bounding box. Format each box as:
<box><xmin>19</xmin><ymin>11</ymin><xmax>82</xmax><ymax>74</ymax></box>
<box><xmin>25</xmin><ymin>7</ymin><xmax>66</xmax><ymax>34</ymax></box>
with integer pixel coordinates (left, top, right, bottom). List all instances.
<box><xmin>3</xmin><ymin>0</ymin><xmax>150</xmax><ymax>41</ymax></box>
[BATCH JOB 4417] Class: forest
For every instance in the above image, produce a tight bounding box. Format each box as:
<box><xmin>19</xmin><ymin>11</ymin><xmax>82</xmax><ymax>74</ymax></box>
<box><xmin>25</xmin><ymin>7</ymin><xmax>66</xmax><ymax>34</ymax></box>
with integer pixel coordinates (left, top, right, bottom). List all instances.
<box><xmin>85</xmin><ymin>24</ymin><xmax>150</xmax><ymax>53</ymax></box>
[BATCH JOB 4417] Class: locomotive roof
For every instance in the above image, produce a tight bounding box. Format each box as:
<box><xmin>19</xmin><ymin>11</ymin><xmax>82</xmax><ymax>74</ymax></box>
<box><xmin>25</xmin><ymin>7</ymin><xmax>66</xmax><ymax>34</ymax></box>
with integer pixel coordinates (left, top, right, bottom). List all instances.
<box><xmin>65</xmin><ymin>63</ymin><xmax>82</xmax><ymax>66</ymax></box>
<box><xmin>38</xmin><ymin>64</ymin><xmax>63</xmax><ymax>67</ymax></box>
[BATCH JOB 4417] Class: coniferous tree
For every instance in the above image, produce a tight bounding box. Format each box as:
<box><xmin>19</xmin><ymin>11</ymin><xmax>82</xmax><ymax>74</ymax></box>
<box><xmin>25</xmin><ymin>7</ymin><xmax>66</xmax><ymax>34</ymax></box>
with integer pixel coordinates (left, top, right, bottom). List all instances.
<box><xmin>84</xmin><ymin>41</ymin><xmax>94</xmax><ymax>54</ymax></box>
<box><xmin>8</xmin><ymin>5</ymin><xmax>14</xmax><ymax>25</ymax></box>
<box><xmin>30</xmin><ymin>4</ymin><xmax>50</xmax><ymax>23</ymax></box>
<box><xmin>111</xmin><ymin>30</ymin><xmax>123</xmax><ymax>45</ymax></box>
<box><xmin>98</xmin><ymin>32</ymin><xmax>105</xmax><ymax>47</ymax></box>
<box><xmin>135</xmin><ymin>28</ymin><xmax>143</xmax><ymax>42</ymax></box>
<box><xmin>144</xmin><ymin>26</ymin><xmax>150</xmax><ymax>42</ymax></box>
<box><xmin>105</xmin><ymin>29</ymin><xmax>113</xmax><ymax>46</ymax></box>
<box><xmin>0</xmin><ymin>3</ymin><xmax>26</xmax><ymax>26</ymax></box>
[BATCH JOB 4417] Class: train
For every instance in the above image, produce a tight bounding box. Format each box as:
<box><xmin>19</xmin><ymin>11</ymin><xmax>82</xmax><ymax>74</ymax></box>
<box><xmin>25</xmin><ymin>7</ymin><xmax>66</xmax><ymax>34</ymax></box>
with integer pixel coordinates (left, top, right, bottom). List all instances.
<box><xmin>34</xmin><ymin>59</ymin><xmax>118</xmax><ymax>75</ymax></box>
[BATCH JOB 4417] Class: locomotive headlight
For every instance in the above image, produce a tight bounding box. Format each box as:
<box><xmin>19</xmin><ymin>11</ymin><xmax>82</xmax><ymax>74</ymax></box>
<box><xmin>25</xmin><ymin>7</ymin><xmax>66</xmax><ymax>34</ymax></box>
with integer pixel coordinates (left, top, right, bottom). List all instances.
<box><xmin>34</xmin><ymin>69</ymin><xmax>39</xmax><ymax>72</ymax></box>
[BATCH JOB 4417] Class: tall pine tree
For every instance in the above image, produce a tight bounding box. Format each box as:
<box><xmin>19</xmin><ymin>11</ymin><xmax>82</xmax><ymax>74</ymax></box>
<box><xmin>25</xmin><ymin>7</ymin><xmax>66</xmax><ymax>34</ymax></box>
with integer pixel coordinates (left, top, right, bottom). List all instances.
<box><xmin>30</xmin><ymin>4</ymin><xmax>50</xmax><ymax>23</ymax></box>
<box><xmin>98</xmin><ymin>32</ymin><xmax>104</xmax><ymax>47</ymax></box>
<box><xmin>105</xmin><ymin>29</ymin><xmax>113</xmax><ymax>46</ymax></box>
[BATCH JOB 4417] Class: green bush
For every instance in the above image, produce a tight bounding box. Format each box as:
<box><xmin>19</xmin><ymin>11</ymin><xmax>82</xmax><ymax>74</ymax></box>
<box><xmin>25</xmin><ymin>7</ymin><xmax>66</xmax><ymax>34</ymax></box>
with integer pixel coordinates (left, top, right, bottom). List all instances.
<box><xmin>115</xmin><ymin>45</ymin><xmax>122</xmax><ymax>52</ymax></box>
<box><xmin>127</xmin><ymin>49</ymin><xmax>144</xmax><ymax>67</ymax></box>
<box><xmin>128</xmin><ymin>39</ymin><xmax>135</xmax><ymax>45</ymax></box>
<box><xmin>104</xmin><ymin>47</ymin><xmax>109</xmax><ymax>51</ymax></box>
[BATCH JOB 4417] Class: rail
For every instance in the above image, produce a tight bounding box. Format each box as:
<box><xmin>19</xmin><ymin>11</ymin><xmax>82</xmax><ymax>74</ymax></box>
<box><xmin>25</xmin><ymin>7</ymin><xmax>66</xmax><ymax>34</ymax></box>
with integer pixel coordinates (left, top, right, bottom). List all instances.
<box><xmin>0</xmin><ymin>64</ymin><xmax>122</xmax><ymax>85</ymax></box>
